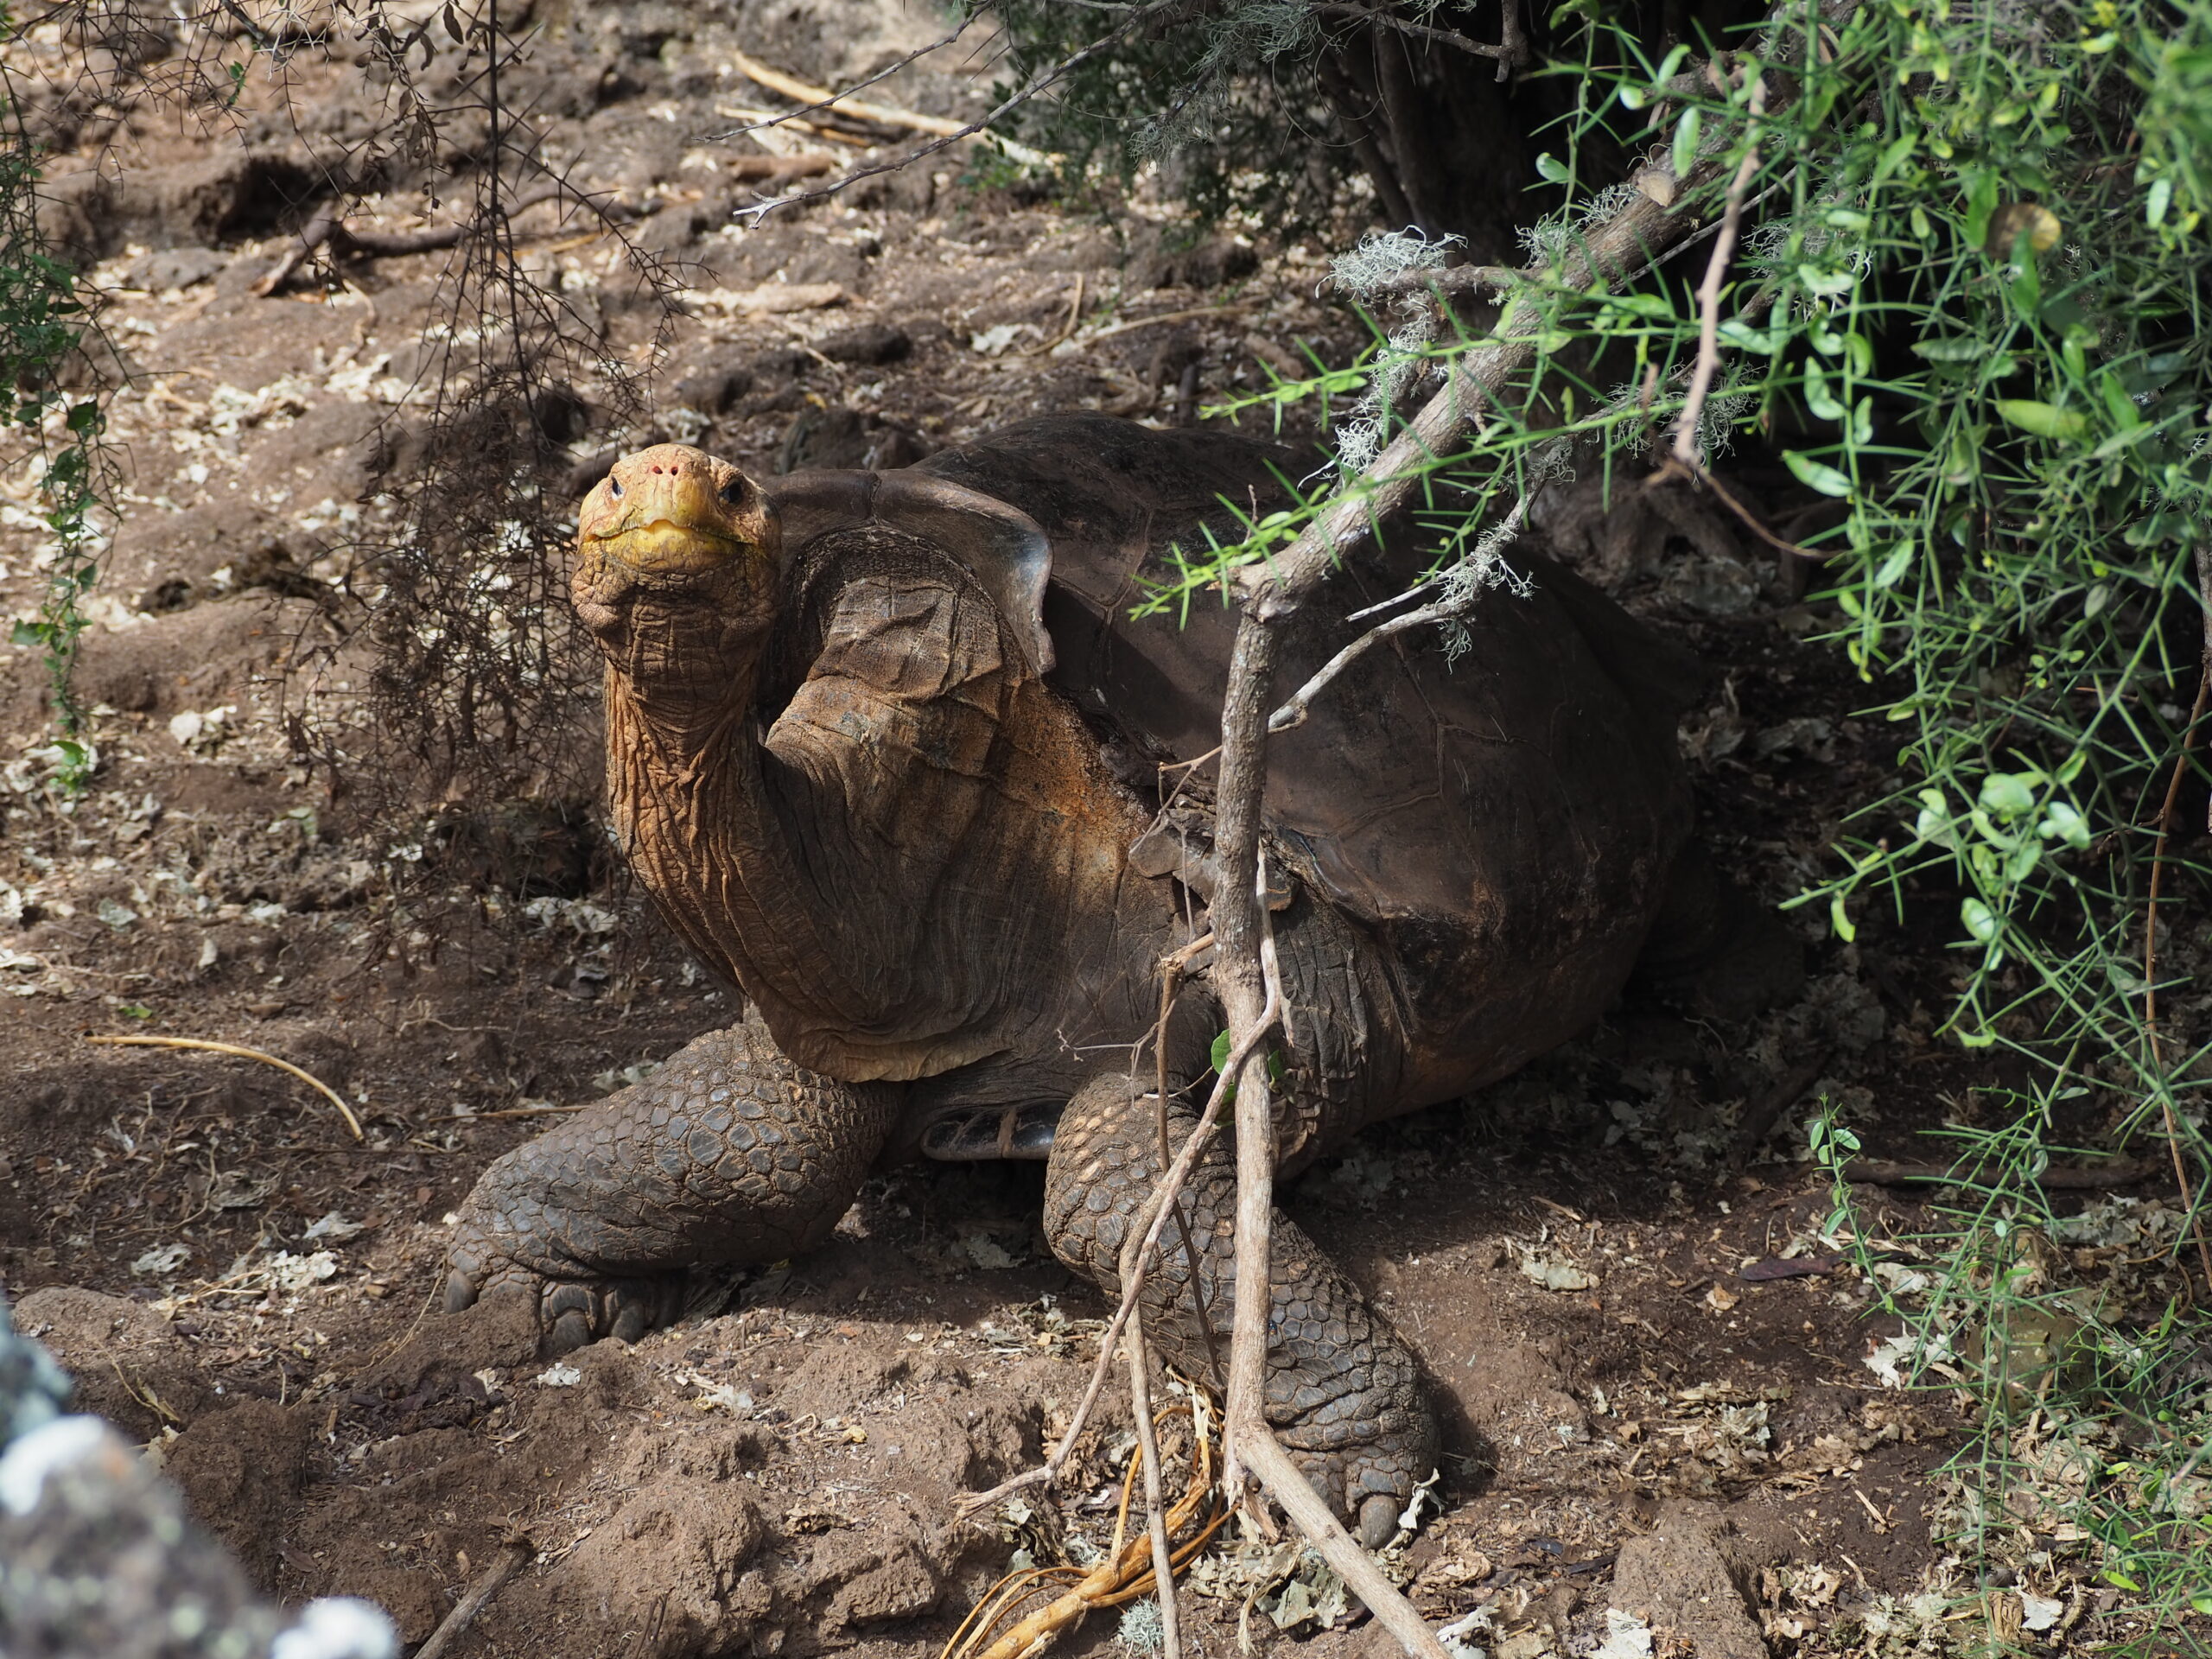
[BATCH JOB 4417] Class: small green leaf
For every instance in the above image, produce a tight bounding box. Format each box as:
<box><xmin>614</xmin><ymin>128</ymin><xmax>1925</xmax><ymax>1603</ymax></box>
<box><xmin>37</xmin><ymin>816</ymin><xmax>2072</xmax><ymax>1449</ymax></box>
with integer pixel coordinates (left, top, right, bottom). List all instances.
<box><xmin>1210</xmin><ymin>1030</ymin><xmax>1232</xmax><ymax>1074</ymax></box>
<box><xmin>1716</xmin><ymin>319</ymin><xmax>1778</xmax><ymax>354</ymax></box>
<box><xmin>2038</xmin><ymin>803</ymin><xmax>2091</xmax><ymax>850</ymax></box>
<box><xmin>1994</xmin><ymin>399</ymin><xmax>2088</xmax><ymax>441</ymax></box>
<box><xmin>1873</xmin><ymin>544</ymin><xmax>1916</xmax><ymax>589</ymax></box>
<box><xmin>1797</xmin><ymin>264</ymin><xmax>1857</xmax><ymax>298</ymax></box>
<box><xmin>1783</xmin><ymin>450</ymin><xmax>1854</xmax><ymax>497</ymax></box>
<box><xmin>1535</xmin><ymin>152</ymin><xmax>1570</xmax><ymax>185</ymax></box>
<box><xmin>1961</xmin><ymin>898</ymin><xmax>1999</xmax><ymax>944</ymax></box>
<box><xmin>1670</xmin><ymin>108</ymin><xmax>1701</xmax><ymax>180</ymax></box>
<box><xmin>2146</xmin><ymin>176</ymin><xmax>2172</xmax><ymax>228</ymax></box>
<box><xmin>1979</xmin><ymin>772</ymin><xmax>2037</xmax><ymax>818</ymax></box>
<box><xmin>1911</xmin><ymin>336</ymin><xmax>1985</xmax><ymax>364</ymax></box>
<box><xmin>1828</xmin><ymin>893</ymin><xmax>1856</xmax><ymax>944</ymax></box>
<box><xmin>1803</xmin><ymin>363</ymin><xmax>1846</xmax><ymax>422</ymax></box>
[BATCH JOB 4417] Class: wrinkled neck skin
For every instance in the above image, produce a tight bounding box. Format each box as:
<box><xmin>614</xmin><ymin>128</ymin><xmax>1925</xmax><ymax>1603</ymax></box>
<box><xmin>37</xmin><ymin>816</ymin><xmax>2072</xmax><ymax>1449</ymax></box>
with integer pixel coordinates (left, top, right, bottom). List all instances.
<box><xmin>592</xmin><ymin>582</ymin><xmax>766</xmax><ymax>772</ymax></box>
<box><xmin>593</xmin><ymin>547</ymin><xmax>1192</xmax><ymax>1102</ymax></box>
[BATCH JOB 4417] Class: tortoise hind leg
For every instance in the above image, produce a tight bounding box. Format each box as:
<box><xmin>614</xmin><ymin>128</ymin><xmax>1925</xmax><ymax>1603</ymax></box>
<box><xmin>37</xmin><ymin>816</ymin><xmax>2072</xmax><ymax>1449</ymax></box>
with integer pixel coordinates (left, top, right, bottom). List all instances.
<box><xmin>1044</xmin><ymin>1073</ymin><xmax>1437</xmax><ymax>1548</ymax></box>
<box><xmin>444</xmin><ymin>1011</ymin><xmax>902</xmax><ymax>1355</ymax></box>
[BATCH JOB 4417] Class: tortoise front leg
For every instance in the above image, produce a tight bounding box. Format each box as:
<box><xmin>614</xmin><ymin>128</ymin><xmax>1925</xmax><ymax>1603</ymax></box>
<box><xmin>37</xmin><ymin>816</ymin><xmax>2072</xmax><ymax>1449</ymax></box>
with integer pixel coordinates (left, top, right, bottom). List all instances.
<box><xmin>444</xmin><ymin>1012</ymin><xmax>902</xmax><ymax>1354</ymax></box>
<box><xmin>1044</xmin><ymin>1074</ymin><xmax>1437</xmax><ymax>1548</ymax></box>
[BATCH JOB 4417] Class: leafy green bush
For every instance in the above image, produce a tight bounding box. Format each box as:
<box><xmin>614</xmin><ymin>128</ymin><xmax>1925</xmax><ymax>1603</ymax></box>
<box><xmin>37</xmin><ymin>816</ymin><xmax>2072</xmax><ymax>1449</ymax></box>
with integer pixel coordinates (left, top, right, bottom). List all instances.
<box><xmin>1130</xmin><ymin>0</ymin><xmax>2209</xmax><ymax>1634</ymax></box>
<box><xmin>0</xmin><ymin>10</ymin><xmax>106</xmax><ymax>773</ymax></box>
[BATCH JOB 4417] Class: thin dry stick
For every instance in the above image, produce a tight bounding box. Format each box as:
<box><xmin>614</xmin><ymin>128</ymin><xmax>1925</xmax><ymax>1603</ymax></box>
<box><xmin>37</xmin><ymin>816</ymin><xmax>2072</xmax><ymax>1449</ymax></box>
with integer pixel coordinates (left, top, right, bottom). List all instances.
<box><xmin>965</xmin><ymin>1432</ymin><xmax>1224</xmax><ymax>1659</ymax></box>
<box><xmin>733</xmin><ymin>0</ymin><xmax>1183</xmax><ymax>219</ymax></box>
<box><xmin>1268</xmin><ymin>600</ymin><xmax>1459</xmax><ymax>733</ymax></box>
<box><xmin>959</xmin><ymin>985</ymin><xmax>1282</xmax><ymax>1516</ymax></box>
<box><xmin>415</xmin><ymin>1535</ymin><xmax>532</xmax><ymax>1659</ymax></box>
<box><xmin>1236</xmin><ymin>1429</ymin><xmax>1449</xmax><ymax>1659</ymax></box>
<box><xmin>1669</xmin><ymin>74</ymin><xmax>1769</xmax><ymax>467</ymax></box>
<box><xmin>1124</xmin><ymin>1323</ymin><xmax>1183</xmax><ymax>1659</ymax></box>
<box><xmin>86</xmin><ymin>1034</ymin><xmax>364</xmax><ymax>1141</ymax></box>
<box><xmin>1843</xmin><ymin>1158</ymin><xmax>2164</xmax><ymax>1192</ymax></box>
<box><xmin>2139</xmin><ymin>542</ymin><xmax>2212</xmax><ymax>1291</ymax></box>
<box><xmin>1268</xmin><ymin>495</ymin><xmax>1534</xmax><ymax>734</ymax></box>
<box><xmin>726</xmin><ymin>48</ymin><xmax>1058</xmax><ymax>166</ymax></box>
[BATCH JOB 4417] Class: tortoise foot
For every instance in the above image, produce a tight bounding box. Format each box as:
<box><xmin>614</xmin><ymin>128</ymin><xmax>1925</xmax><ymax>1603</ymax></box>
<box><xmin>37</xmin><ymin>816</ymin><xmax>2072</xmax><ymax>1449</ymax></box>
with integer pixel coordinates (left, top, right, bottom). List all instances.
<box><xmin>1044</xmin><ymin>1074</ymin><xmax>1439</xmax><ymax>1549</ymax></box>
<box><xmin>442</xmin><ymin>1014</ymin><xmax>902</xmax><ymax>1355</ymax></box>
<box><xmin>442</xmin><ymin>1251</ymin><xmax>686</xmax><ymax>1355</ymax></box>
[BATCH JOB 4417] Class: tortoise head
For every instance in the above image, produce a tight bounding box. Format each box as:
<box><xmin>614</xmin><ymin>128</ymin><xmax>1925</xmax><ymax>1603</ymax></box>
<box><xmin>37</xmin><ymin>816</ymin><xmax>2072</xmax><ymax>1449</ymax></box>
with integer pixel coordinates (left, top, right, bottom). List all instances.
<box><xmin>572</xmin><ymin>443</ymin><xmax>782</xmax><ymax>693</ymax></box>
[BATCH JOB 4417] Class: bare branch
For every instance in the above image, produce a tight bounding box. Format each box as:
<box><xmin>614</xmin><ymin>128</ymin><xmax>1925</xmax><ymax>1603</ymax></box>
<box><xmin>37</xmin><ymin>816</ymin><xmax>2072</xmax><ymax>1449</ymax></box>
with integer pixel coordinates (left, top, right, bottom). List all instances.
<box><xmin>1669</xmin><ymin>74</ymin><xmax>1768</xmax><ymax>467</ymax></box>
<box><xmin>721</xmin><ymin>47</ymin><xmax>1055</xmax><ymax>166</ymax></box>
<box><xmin>1267</xmin><ymin>599</ymin><xmax>1459</xmax><ymax>733</ymax></box>
<box><xmin>1193</xmin><ymin>10</ymin><xmax>1867</xmax><ymax>1653</ymax></box>
<box><xmin>1363</xmin><ymin>263</ymin><xmax>1520</xmax><ymax>299</ymax></box>
<box><xmin>1236</xmin><ymin>1430</ymin><xmax>1450</xmax><ymax>1659</ymax></box>
<box><xmin>957</xmin><ymin>982</ymin><xmax>1282</xmax><ymax>1517</ymax></box>
<box><xmin>735</xmin><ymin>0</ymin><xmax>1188</xmax><ymax>222</ymax></box>
<box><xmin>705</xmin><ymin>14</ymin><xmax>980</xmax><ymax>138</ymax></box>
<box><xmin>1315</xmin><ymin>3</ymin><xmax>1518</xmax><ymax>62</ymax></box>
<box><xmin>1123</xmin><ymin>1313</ymin><xmax>1183</xmax><ymax>1659</ymax></box>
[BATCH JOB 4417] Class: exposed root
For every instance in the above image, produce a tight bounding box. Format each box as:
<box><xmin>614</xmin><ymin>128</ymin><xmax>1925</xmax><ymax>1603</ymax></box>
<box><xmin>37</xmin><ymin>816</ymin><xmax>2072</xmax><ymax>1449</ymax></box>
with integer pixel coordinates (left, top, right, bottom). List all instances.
<box><xmin>85</xmin><ymin>1034</ymin><xmax>364</xmax><ymax>1141</ymax></box>
<box><xmin>948</xmin><ymin>1392</ymin><xmax>1228</xmax><ymax>1659</ymax></box>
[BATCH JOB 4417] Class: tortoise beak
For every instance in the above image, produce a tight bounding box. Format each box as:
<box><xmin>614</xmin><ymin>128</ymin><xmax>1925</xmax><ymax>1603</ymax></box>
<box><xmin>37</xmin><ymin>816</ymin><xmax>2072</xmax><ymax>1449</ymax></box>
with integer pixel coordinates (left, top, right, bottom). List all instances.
<box><xmin>579</xmin><ymin>444</ymin><xmax>769</xmax><ymax>575</ymax></box>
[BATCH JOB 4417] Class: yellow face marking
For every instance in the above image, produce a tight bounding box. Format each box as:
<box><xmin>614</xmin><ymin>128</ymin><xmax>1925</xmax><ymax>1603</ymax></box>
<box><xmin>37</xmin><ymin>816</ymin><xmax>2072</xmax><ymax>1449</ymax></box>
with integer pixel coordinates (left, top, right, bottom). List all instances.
<box><xmin>578</xmin><ymin>442</ymin><xmax>770</xmax><ymax>575</ymax></box>
<box><xmin>585</xmin><ymin>519</ymin><xmax>758</xmax><ymax>573</ymax></box>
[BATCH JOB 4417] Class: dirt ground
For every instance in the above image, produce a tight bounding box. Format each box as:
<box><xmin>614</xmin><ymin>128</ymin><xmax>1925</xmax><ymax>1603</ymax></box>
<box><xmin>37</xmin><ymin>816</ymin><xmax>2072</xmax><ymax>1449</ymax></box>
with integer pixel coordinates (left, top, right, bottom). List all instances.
<box><xmin>0</xmin><ymin>4</ymin><xmax>2188</xmax><ymax>1657</ymax></box>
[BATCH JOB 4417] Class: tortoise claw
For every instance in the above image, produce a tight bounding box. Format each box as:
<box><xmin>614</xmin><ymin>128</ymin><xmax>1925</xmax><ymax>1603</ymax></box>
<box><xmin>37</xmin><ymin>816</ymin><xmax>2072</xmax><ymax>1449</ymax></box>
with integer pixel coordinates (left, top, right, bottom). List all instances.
<box><xmin>1355</xmin><ymin>1493</ymin><xmax>1402</xmax><ymax>1551</ymax></box>
<box><xmin>442</xmin><ymin>1252</ymin><xmax>681</xmax><ymax>1356</ymax></box>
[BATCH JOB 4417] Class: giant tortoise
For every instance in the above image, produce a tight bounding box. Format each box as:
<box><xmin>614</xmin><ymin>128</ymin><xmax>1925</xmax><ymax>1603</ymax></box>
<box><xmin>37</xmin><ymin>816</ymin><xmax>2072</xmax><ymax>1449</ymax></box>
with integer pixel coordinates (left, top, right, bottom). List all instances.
<box><xmin>444</xmin><ymin>413</ymin><xmax>1783</xmax><ymax>1544</ymax></box>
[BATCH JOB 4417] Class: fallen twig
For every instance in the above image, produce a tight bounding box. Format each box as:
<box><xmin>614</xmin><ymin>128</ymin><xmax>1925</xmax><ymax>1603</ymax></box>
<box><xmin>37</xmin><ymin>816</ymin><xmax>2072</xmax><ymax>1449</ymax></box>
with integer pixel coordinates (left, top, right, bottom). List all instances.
<box><xmin>254</xmin><ymin>176</ymin><xmax>653</xmax><ymax>297</ymax></box>
<box><xmin>1083</xmin><ymin>302</ymin><xmax>1255</xmax><ymax>345</ymax></box>
<box><xmin>728</xmin><ymin>48</ymin><xmax>1056</xmax><ymax>167</ymax></box>
<box><xmin>1024</xmin><ymin>273</ymin><xmax>1088</xmax><ymax>356</ymax></box>
<box><xmin>86</xmin><ymin>1034</ymin><xmax>363</xmax><ymax>1141</ymax></box>
<box><xmin>953</xmin><ymin>1399</ymin><xmax>1225</xmax><ymax>1659</ymax></box>
<box><xmin>1841</xmin><ymin>1158</ymin><xmax>2164</xmax><ymax>1192</ymax></box>
<box><xmin>414</xmin><ymin>1534</ymin><xmax>532</xmax><ymax>1659</ymax></box>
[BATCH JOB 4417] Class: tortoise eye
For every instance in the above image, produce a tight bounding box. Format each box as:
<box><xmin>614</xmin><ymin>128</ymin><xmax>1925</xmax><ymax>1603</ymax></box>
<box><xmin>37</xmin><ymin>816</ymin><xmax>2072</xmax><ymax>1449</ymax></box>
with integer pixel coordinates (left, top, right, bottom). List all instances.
<box><xmin>719</xmin><ymin>476</ymin><xmax>747</xmax><ymax>505</ymax></box>
<box><xmin>608</xmin><ymin>477</ymin><xmax>624</xmax><ymax>499</ymax></box>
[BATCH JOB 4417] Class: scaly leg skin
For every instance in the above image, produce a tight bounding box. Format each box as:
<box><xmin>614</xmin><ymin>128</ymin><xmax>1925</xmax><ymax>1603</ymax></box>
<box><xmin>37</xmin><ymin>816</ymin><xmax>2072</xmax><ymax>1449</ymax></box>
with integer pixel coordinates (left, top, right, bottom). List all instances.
<box><xmin>1044</xmin><ymin>1074</ymin><xmax>1437</xmax><ymax>1548</ymax></box>
<box><xmin>444</xmin><ymin>1011</ymin><xmax>903</xmax><ymax>1354</ymax></box>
